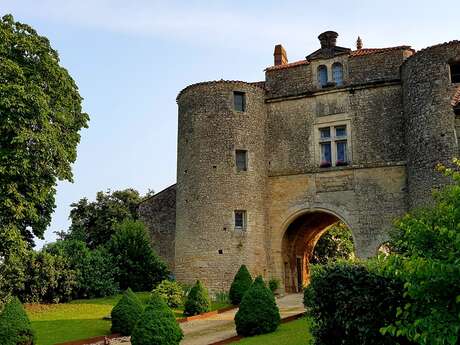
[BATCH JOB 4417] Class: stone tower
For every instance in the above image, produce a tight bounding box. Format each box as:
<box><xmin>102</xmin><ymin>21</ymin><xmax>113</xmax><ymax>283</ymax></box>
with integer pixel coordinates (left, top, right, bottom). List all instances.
<box><xmin>139</xmin><ymin>32</ymin><xmax>460</xmax><ymax>294</ymax></box>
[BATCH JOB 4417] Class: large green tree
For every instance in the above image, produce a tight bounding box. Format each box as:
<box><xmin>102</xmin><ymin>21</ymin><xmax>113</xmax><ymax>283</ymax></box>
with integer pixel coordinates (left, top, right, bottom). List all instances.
<box><xmin>0</xmin><ymin>14</ymin><xmax>89</xmax><ymax>245</ymax></box>
<box><xmin>63</xmin><ymin>188</ymin><xmax>146</xmax><ymax>248</ymax></box>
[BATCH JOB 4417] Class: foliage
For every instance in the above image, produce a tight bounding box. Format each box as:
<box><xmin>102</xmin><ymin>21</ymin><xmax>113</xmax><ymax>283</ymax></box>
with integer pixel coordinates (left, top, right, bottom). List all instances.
<box><xmin>310</xmin><ymin>222</ymin><xmax>354</xmax><ymax>264</ymax></box>
<box><xmin>183</xmin><ymin>280</ymin><xmax>210</xmax><ymax>316</ymax></box>
<box><xmin>268</xmin><ymin>278</ymin><xmax>280</xmax><ymax>294</ymax></box>
<box><xmin>110</xmin><ymin>288</ymin><xmax>143</xmax><ymax>336</ymax></box>
<box><xmin>374</xmin><ymin>159</ymin><xmax>460</xmax><ymax>345</ymax></box>
<box><xmin>131</xmin><ymin>292</ymin><xmax>183</xmax><ymax>345</ymax></box>
<box><xmin>152</xmin><ymin>280</ymin><xmax>184</xmax><ymax>308</ymax></box>
<box><xmin>235</xmin><ymin>276</ymin><xmax>280</xmax><ymax>337</ymax></box>
<box><xmin>0</xmin><ymin>296</ymin><xmax>35</xmax><ymax>345</ymax></box>
<box><xmin>304</xmin><ymin>262</ymin><xmax>410</xmax><ymax>345</ymax></box>
<box><xmin>214</xmin><ymin>291</ymin><xmax>230</xmax><ymax>305</ymax></box>
<box><xmin>229</xmin><ymin>265</ymin><xmax>253</xmax><ymax>305</ymax></box>
<box><xmin>0</xmin><ymin>14</ymin><xmax>89</xmax><ymax>246</ymax></box>
<box><xmin>19</xmin><ymin>250</ymin><xmax>77</xmax><ymax>303</ymax></box>
<box><xmin>45</xmin><ymin>240</ymin><xmax>118</xmax><ymax>299</ymax></box>
<box><xmin>0</xmin><ymin>225</ymin><xmax>29</xmax><ymax>305</ymax></box>
<box><xmin>63</xmin><ymin>189</ymin><xmax>143</xmax><ymax>248</ymax></box>
<box><xmin>107</xmin><ymin>220</ymin><xmax>169</xmax><ymax>291</ymax></box>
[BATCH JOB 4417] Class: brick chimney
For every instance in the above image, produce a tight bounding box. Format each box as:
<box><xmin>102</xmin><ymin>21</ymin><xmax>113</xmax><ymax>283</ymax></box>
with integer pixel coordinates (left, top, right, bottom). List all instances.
<box><xmin>274</xmin><ymin>44</ymin><xmax>288</xmax><ymax>66</ymax></box>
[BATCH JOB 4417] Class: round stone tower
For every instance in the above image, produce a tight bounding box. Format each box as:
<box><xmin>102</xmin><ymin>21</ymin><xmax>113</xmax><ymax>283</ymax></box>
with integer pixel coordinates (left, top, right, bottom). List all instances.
<box><xmin>175</xmin><ymin>81</ymin><xmax>267</xmax><ymax>293</ymax></box>
<box><xmin>402</xmin><ymin>41</ymin><xmax>460</xmax><ymax>208</ymax></box>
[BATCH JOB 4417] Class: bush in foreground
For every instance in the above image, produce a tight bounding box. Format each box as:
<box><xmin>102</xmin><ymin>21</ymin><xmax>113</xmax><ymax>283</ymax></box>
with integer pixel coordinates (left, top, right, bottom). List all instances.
<box><xmin>111</xmin><ymin>288</ymin><xmax>143</xmax><ymax>336</ymax></box>
<box><xmin>229</xmin><ymin>265</ymin><xmax>253</xmax><ymax>305</ymax></box>
<box><xmin>235</xmin><ymin>276</ymin><xmax>280</xmax><ymax>336</ymax></box>
<box><xmin>304</xmin><ymin>262</ymin><xmax>411</xmax><ymax>345</ymax></box>
<box><xmin>0</xmin><ymin>297</ymin><xmax>35</xmax><ymax>345</ymax></box>
<box><xmin>152</xmin><ymin>280</ymin><xmax>184</xmax><ymax>308</ymax></box>
<box><xmin>183</xmin><ymin>280</ymin><xmax>210</xmax><ymax>316</ymax></box>
<box><xmin>131</xmin><ymin>292</ymin><xmax>183</xmax><ymax>345</ymax></box>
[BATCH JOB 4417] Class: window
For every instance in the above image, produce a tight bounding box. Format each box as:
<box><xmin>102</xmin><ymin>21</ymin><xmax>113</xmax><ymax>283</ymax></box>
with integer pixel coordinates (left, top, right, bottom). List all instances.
<box><xmin>332</xmin><ymin>63</ymin><xmax>344</xmax><ymax>86</ymax></box>
<box><xmin>450</xmin><ymin>63</ymin><xmax>460</xmax><ymax>83</ymax></box>
<box><xmin>235</xmin><ymin>150</ymin><xmax>248</xmax><ymax>171</ymax></box>
<box><xmin>318</xmin><ymin>65</ymin><xmax>328</xmax><ymax>88</ymax></box>
<box><xmin>234</xmin><ymin>91</ymin><xmax>246</xmax><ymax>111</ymax></box>
<box><xmin>234</xmin><ymin>210</ymin><xmax>246</xmax><ymax>230</ymax></box>
<box><xmin>319</xmin><ymin>125</ymin><xmax>349</xmax><ymax>167</ymax></box>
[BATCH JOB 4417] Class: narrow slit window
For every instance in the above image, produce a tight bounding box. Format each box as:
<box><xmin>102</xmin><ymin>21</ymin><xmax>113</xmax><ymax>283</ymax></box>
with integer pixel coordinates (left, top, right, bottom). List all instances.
<box><xmin>318</xmin><ymin>65</ymin><xmax>328</xmax><ymax>88</ymax></box>
<box><xmin>234</xmin><ymin>91</ymin><xmax>246</xmax><ymax>111</ymax></box>
<box><xmin>236</xmin><ymin>150</ymin><xmax>248</xmax><ymax>171</ymax></box>
<box><xmin>450</xmin><ymin>63</ymin><xmax>460</xmax><ymax>83</ymax></box>
<box><xmin>234</xmin><ymin>210</ymin><xmax>246</xmax><ymax>230</ymax></box>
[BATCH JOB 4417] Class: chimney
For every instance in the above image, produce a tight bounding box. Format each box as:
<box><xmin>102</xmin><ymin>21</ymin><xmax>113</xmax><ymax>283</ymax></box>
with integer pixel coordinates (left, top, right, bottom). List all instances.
<box><xmin>318</xmin><ymin>31</ymin><xmax>338</xmax><ymax>49</ymax></box>
<box><xmin>274</xmin><ymin>44</ymin><xmax>288</xmax><ymax>66</ymax></box>
<box><xmin>356</xmin><ymin>36</ymin><xmax>363</xmax><ymax>50</ymax></box>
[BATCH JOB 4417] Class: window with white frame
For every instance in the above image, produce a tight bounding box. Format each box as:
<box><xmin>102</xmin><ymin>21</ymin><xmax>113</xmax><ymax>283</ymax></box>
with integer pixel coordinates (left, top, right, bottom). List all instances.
<box><xmin>319</xmin><ymin>125</ymin><xmax>349</xmax><ymax>167</ymax></box>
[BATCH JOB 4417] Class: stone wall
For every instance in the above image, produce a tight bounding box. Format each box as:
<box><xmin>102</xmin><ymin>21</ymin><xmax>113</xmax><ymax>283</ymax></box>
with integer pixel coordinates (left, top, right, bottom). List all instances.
<box><xmin>138</xmin><ymin>185</ymin><xmax>176</xmax><ymax>270</ymax></box>
<box><xmin>402</xmin><ymin>41</ymin><xmax>460</xmax><ymax>208</ymax></box>
<box><xmin>175</xmin><ymin>81</ymin><xmax>268</xmax><ymax>293</ymax></box>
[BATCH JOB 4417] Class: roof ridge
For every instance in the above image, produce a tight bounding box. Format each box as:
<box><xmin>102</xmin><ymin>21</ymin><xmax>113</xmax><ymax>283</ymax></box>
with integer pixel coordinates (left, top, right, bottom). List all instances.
<box><xmin>265</xmin><ymin>59</ymin><xmax>310</xmax><ymax>72</ymax></box>
<box><xmin>350</xmin><ymin>45</ymin><xmax>413</xmax><ymax>57</ymax></box>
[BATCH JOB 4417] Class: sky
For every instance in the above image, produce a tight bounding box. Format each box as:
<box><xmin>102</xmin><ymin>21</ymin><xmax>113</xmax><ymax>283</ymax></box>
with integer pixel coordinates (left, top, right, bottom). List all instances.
<box><xmin>0</xmin><ymin>0</ymin><xmax>459</xmax><ymax>247</ymax></box>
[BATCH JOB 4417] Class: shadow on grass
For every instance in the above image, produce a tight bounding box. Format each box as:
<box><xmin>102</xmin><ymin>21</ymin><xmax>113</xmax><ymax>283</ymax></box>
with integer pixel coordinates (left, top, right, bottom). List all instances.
<box><xmin>32</xmin><ymin>319</ymin><xmax>111</xmax><ymax>345</ymax></box>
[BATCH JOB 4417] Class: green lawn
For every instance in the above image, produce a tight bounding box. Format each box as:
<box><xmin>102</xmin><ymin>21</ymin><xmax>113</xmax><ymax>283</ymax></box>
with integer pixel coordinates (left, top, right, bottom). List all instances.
<box><xmin>235</xmin><ymin>318</ymin><xmax>312</xmax><ymax>345</ymax></box>
<box><xmin>26</xmin><ymin>292</ymin><xmax>230</xmax><ymax>345</ymax></box>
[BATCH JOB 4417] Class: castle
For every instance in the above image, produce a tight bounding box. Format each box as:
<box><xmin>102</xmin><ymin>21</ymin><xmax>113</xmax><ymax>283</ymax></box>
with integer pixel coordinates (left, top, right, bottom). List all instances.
<box><xmin>139</xmin><ymin>31</ymin><xmax>460</xmax><ymax>293</ymax></box>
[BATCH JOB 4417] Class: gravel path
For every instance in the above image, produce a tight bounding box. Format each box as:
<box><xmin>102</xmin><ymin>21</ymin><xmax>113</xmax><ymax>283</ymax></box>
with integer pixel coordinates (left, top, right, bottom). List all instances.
<box><xmin>105</xmin><ymin>293</ymin><xmax>304</xmax><ymax>345</ymax></box>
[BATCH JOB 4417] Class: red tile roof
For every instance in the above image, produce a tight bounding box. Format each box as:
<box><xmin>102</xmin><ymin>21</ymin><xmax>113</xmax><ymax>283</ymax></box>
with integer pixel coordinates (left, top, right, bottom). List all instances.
<box><xmin>265</xmin><ymin>59</ymin><xmax>310</xmax><ymax>71</ymax></box>
<box><xmin>349</xmin><ymin>46</ymin><xmax>413</xmax><ymax>57</ymax></box>
<box><xmin>452</xmin><ymin>87</ymin><xmax>460</xmax><ymax>107</ymax></box>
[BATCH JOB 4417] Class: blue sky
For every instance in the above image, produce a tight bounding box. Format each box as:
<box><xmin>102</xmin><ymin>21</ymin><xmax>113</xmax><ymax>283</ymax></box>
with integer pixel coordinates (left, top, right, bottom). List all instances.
<box><xmin>1</xmin><ymin>0</ymin><xmax>459</xmax><ymax>247</ymax></box>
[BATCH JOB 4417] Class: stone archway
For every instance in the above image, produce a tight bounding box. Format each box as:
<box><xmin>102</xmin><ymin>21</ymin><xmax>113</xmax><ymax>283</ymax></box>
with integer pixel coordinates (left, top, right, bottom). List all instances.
<box><xmin>281</xmin><ymin>210</ymin><xmax>351</xmax><ymax>292</ymax></box>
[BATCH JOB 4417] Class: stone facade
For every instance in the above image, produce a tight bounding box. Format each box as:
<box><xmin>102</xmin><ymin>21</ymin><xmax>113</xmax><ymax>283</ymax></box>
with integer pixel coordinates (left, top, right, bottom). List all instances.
<box><xmin>139</xmin><ymin>32</ymin><xmax>460</xmax><ymax>294</ymax></box>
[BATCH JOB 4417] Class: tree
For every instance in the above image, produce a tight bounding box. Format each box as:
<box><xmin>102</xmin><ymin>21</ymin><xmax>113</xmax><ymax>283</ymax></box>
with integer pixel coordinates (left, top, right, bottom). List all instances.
<box><xmin>183</xmin><ymin>280</ymin><xmax>210</xmax><ymax>316</ymax></box>
<box><xmin>234</xmin><ymin>276</ymin><xmax>280</xmax><ymax>336</ymax></box>
<box><xmin>111</xmin><ymin>288</ymin><xmax>143</xmax><ymax>336</ymax></box>
<box><xmin>64</xmin><ymin>189</ymin><xmax>143</xmax><ymax>248</ymax></box>
<box><xmin>0</xmin><ymin>297</ymin><xmax>35</xmax><ymax>345</ymax></box>
<box><xmin>0</xmin><ymin>14</ymin><xmax>89</xmax><ymax>246</ymax></box>
<box><xmin>229</xmin><ymin>265</ymin><xmax>253</xmax><ymax>305</ymax></box>
<box><xmin>131</xmin><ymin>292</ymin><xmax>183</xmax><ymax>345</ymax></box>
<box><xmin>107</xmin><ymin>220</ymin><xmax>168</xmax><ymax>291</ymax></box>
<box><xmin>310</xmin><ymin>222</ymin><xmax>354</xmax><ymax>264</ymax></box>
<box><xmin>376</xmin><ymin>159</ymin><xmax>460</xmax><ymax>344</ymax></box>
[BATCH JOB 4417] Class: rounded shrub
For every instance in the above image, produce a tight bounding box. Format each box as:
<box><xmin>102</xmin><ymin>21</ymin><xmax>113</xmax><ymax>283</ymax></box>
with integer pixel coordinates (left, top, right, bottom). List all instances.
<box><xmin>183</xmin><ymin>280</ymin><xmax>210</xmax><ymax>316</ymax></box>
<box><xmin>131</xmin><ymin>293</ymin><xmax>183</xmax><ymax>345</ymax></box>
<box><xmin>0</xmin><ymin>297</ymin><xmax>35</xmax><ymax>345</ymax></box>
<box><xmin>234</xmin><ymin>276</ymin><xmax>280</xmax><ymax>336</ymax></box>
<box><xmin>229</xmin><ymin>265</ymin><xmax>253</xmax><ymax>305</ymax></box>
<box><xmin>268</xmin><ymin>278</ymin><xmax>280</xmax><ymax>295</ymax></box>
<box><xmin>152</xmin><ymin>280</ymin><xmax>184</xmax><ymax>308</ymax></box>
<box><xmin>304</xmin><ymin>262</ymin><xmax>412</xmax><ymax>345</ymax></box>
<box><xmin>111</xmin><ymin>288</ymin><xmax>143</xmax><ymax>336</ymax></box>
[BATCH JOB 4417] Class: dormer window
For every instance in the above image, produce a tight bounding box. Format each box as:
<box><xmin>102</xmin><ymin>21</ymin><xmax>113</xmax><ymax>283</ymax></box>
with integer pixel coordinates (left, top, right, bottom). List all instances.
<box><xmin>332</xmin><ymin>63</ymin><xmax>344</xmax><ymax>86</ymax></box>
<box><xmin>318</xmin><ymin>65</ymin><xmax>328</xmax><ymax>88</ymax></box>
<box><xmin>450</xmin><ymin>62</ymin><xmax>460</xmax><ymax>83</ymax></box>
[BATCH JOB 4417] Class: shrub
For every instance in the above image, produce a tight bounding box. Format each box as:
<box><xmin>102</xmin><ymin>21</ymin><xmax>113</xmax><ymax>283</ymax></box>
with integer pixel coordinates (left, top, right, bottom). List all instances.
<box><xmin>310</xmin><ymin>222</ymin><xmax>354</xmax><ymax>264</ymax></box>
<box><xmin>229</xmin><ymin>265</ymin><xmax>253</xmax><ymax>305</ymax></box>
<box><xmin>183</xmin><ymin>280</ymin><xmax>210</xmax><ymax>316</ymax></box>
<box><xmin>304</xmin><ymin>262</ymin><xmax>410</xmax><ymax>345</ymax></box>
<box><xmin>111</xmin><ymin>288</ymin><xmax>143</xmax><ymax>336</ymax></box>
<box><xmin>107</xmin><ymin>220</ymin><xmax>169</xmax><ymax>291</ymax></box>
<box><xmin>0</xmin><ymin>296</ymin><xmax>35</xmax><ymax>345</ymax></box>
<box><xmin>268</xmin><ymin>278</ymin><xmax>280</xmax><ymax>294</ymax></box>
<box><xmin>152</xmin><ymin>280</ymin><xmax>184</xmax><ymax>308</ymax></box>
<box><xmin>131</xmin><ymin>292</ymin><xmax>183</xmax><ymax>345</ymax></box>
<box><xmin>235</xmin><ymin>276</ymin><xmax>280</xmax><ymax>336</ymax></box>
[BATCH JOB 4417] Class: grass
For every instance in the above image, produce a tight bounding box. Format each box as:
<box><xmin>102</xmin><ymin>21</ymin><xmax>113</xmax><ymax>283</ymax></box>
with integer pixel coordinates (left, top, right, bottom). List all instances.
<box><xmin>235</xmin><ymin>318</ymin><xmax>312</xmax><ymax>345</ymax></box>
<box><xmin>26</xmin><ymin>292</ymin><xmax>231</xmax><ymax>345</ymax></box>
